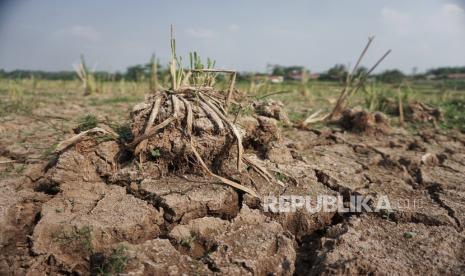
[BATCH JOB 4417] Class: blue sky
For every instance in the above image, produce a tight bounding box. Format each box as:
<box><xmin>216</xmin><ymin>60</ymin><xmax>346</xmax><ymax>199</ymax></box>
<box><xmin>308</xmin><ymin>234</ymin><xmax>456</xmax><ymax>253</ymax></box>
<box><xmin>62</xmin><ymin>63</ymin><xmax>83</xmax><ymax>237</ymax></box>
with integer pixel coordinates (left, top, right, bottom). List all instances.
<box><xmin>0</xmin><ymin>0</ymin><xmax>464</xmax><ymax>73</ymax></box>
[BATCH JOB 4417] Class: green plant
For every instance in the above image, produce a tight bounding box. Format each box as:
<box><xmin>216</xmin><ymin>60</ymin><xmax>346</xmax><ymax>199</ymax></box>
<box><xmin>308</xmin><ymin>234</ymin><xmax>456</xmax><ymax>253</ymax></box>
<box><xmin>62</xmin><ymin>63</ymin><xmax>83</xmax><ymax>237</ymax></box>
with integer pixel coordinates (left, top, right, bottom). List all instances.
<box><xmin>95</xmin><ymin>245</ymin><xmax>129</xmax><ymax>275</ymax></box>
<box><xmin>189</xmin><ymin>51</ymin><xmax>217</xmax><ymax>87</ymax></box>
<box><xmin>168</xmin><ymin>26</ymin><xmax>218</xmax><ymax>90</ymax></box>
<box><xmin>112</xmin><ymin>123</ymin><xmax>133</xmax><ymax>143</ymax></box>
<box><xmin>0</xmin><ymin>79</ymin><xmax>38</xmax><ymax>117</ymax></box>
<box><xmin>379</xmin><ymin>209</ymin><xmax>394</xmax><ymax>220</ymax></box>
<box><xmin>169</xmin><ymin>27</ymin><xmax>184</xmax><ymax>90</ymax></box>
<box><xmin>362</xmin><ymin>82</ymin><xmax>400</xmax><ymax>114</ymax></box>
<box><xmin>180</xmin><ymin>235</ymin><xmax>196</xmax><ymax>248</ymax></box>
<box><xmin>364</xmin><ymin>82</ymin><xmax>382</xmax><ymax>111</ymax></box>
<box><xmin>150</xmin><ymin>148</ymin><xmax>161</xmax><ymax>158</ymax></box>
<box><xmin>403</xmin><ymin>231</ymin><xmax>417</xmax><ymax>239</ymax></box>
<box><xmin>287</xmin><ymin>110</ymin><xmax>306</xmax><ymax>123</ymax></box>
<box><xmin>54</xmin><ymin>225</ymin><xmax>93</xmax><ymax>253</ymax></box>
<box><xmin>440</xmin><ymin>99</ymin><xmax>465</xmax><ymax>131</ymax></box>
<box><xmin>76</xmin><ymin>114</ymin><xmax>98</xmax><ymax>132</ymax></box>
<box><xmin>274</xmin><ymin>171</ymin><xmax>286</xmax><ymax>182</ymax></box>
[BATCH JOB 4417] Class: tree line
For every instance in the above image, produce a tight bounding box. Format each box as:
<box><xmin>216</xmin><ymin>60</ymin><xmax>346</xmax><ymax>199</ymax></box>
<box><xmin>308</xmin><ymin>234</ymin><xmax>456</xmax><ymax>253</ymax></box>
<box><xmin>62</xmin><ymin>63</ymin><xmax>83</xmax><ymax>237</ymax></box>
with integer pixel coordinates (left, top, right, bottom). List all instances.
<box><xmin>1</xmin><ymin>64</ymin><xmax>465</xmax><ymax>84</ymax></box>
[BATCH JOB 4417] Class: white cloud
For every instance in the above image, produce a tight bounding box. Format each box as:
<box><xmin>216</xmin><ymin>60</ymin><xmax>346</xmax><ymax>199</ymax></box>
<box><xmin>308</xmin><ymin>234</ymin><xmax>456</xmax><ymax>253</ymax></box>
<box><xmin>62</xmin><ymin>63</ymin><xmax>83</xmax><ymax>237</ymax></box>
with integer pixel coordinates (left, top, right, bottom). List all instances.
<box><xmin>228</xmin><ymin>24</ymin><xmax>240</xmax><ymax>32</ymax></box>
<box><xmin>381</xmin><ymin>4</ymin><xmax>465</xmax><ymax>37</ymax></box>
<box><xmin>377</xmin><ymin>3</ymin><xmax>465</xmax><ymax>71</ymax></box>
<box><xmin>55</xmin><ymin>25</ymin><xmax>100</xmax><ymax>41</ymax></box>
<box><xmin>442</xmin><ymin>3</ymin><xmax>465</xmax><ymax>17</ymax></box>
<box><xmin>381</xmin><ymin>8</ymin><xmax>411</xmax><ymax>35</ymax></box>
<box><xmin>431</xmin><ymin>3</ymin><xmax>465</xmax><ymax>35</ymax></box>
<box><xmin>186</xmin><ymin>28</ymin><xmax>214</xmax><ymax>38</ymax></box>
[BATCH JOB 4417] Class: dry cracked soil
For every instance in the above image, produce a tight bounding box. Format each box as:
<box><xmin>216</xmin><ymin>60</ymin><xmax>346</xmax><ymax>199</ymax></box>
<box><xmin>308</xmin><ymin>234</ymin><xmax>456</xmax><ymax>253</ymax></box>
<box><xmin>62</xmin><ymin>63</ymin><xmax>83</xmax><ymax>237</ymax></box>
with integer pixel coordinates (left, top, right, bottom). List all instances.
<box><xmin>1</xmin><ymin>98</ymin><xmax>465</xmax><ymax>276</ymax></box>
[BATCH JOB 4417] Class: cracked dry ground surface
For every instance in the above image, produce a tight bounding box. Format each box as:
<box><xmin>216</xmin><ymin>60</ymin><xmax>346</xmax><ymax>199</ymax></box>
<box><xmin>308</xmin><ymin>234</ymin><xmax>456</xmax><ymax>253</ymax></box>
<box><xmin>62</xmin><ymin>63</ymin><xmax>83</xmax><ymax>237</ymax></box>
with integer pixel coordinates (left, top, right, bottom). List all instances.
<box><xmin>1</xmin><ymin>120</ymin><xmax>465</xmax><ymax>275</ymax></box>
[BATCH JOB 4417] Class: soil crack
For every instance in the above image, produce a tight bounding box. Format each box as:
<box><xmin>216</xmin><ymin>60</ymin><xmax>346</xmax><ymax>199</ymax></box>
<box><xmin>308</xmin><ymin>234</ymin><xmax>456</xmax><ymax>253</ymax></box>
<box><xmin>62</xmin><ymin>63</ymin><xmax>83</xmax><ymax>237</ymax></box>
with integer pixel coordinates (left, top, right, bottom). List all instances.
<box><xmin>426</xmin><ymin>184</ymin><xmax>462</xmax><ymax>229</ymax></box>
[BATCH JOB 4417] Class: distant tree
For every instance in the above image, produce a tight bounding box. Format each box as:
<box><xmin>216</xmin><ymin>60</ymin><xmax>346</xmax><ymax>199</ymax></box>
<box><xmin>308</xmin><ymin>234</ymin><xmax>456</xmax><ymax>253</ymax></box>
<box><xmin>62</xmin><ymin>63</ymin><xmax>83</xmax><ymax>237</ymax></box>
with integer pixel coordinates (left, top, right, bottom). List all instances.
<box><xmin>271</xmin><ymin>65</ymin><xmax>286</xmax><ymax>76</ymax></box>
<box><xmin>377</xmin><ymin>69</ymin><xmax>405</xmax><ymax>83</ymax></box>
<box><xmin>320</xmin><ymin>64</ymin><xmax>348</xmax><ymax>82</ymax></box>
<box><xmin>125</xmin><ymin>65</ymin><xmax>146</xmax><ymax>81</ymax></box>
<box><xmin>426</xmin><ymin>66</ymin><xmax>465</xmax><ymax>78</ymax></box>
<box><xmin>270</xmin><ymin>65</ymin><xmax>308</xmax><ymax>80</ymax></box>
<box><xmin>113</xmin><ymin>72</ymin><xmax>124</xmax><ymax>81</ymax></box>
<box><xmin>354</xmin><ymin>66</ymin><xmax>368</xmax><ymax>78</ymax></box>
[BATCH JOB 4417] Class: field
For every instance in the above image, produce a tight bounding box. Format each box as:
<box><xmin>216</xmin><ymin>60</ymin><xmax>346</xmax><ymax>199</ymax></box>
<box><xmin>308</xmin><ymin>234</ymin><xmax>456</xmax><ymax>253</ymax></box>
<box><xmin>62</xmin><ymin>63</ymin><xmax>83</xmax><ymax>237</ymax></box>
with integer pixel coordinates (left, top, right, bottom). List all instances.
<box><xmin>1</xmin><ymin>77</ymin><xmax>465</xmax><ymax>275</ymax></box>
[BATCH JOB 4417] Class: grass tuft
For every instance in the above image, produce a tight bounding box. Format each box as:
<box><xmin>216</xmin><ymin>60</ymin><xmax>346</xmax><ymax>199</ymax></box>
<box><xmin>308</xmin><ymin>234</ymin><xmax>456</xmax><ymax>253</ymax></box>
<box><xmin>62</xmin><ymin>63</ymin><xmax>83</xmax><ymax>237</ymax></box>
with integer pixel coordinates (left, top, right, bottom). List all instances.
<box><xmin>93</xmin><ymin>245</ymin><xmax>129</xmax><ymax>276</ymax></box>
<box><xmin>76</xmin><ymin>114</ymin><xmax>98</xmax><ymax>132</ymax></box>
<box><xmin>53</xmin><ymin>225</ymin><xmax>93</xmax><ymax>253</ymax></box>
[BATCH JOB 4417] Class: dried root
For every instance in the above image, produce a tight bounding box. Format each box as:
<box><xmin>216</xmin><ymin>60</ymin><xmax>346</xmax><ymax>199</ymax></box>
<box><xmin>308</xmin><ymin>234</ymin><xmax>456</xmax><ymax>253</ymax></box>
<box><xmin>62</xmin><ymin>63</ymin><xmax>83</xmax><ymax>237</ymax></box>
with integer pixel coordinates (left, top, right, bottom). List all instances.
<box><xmin>127</xmin><ymin>87</ymin><xmax>270</xmax><ymax>197</ymax></box>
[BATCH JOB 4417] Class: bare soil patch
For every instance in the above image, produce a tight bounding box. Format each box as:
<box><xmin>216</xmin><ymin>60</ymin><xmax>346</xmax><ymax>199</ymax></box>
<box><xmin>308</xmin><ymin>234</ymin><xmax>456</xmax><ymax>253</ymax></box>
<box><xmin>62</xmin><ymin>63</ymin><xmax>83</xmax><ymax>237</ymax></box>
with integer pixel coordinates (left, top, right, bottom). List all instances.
<box><xmin>1</xmin><ymin>89</ymin><xmax>465</xmax><ymax>275</ymax></box>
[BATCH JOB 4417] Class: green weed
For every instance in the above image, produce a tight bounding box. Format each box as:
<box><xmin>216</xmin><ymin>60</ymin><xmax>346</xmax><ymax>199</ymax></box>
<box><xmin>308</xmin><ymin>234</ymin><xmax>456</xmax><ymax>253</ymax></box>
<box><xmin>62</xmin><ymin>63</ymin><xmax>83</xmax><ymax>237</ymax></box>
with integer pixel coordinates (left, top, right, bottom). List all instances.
<box><xmin>440</xmin><ymin>99</ymin><xmax>465</xmax><ymax>131</ymax></box>
<box><xmin>54</xmin><ymin>225</ymin><xmax>93</xmax><ymax>253</ymax></box>
<box><xmin>111</xmin><ymin>123</ymin><xmax>133</xmax><ymax>143</ymax></box>
<box><xmin>94</xmin><ymin>245</ymin><xmax>129</xmax><ymax>276</ymax></box>
<box><xmin>76</xmin><ymin>114</ymin><xmax>98</xmax><ymax>132</ymax></box>
<box><xmin>90</xmin><ymin>95</ymin><xmax>142</xmax><ymax>106</ymax></box>
<box><xmin>180</xmin><ymin>235</ymin><xmax>196</xmax><ymax>249</ymax></box>
<box><xmin>150</xmin><ymin>148</ymin><xmax>161</xmax><ymax>158</ymax></box>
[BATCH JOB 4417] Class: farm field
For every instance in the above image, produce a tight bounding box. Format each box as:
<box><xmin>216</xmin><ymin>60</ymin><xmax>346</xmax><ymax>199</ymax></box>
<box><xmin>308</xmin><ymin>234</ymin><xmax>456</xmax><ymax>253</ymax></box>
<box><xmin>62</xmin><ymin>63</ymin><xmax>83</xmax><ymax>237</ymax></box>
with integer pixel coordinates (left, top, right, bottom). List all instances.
<box><xmin>1</xmin><ymin>77</ymin><xmax>465</xmax><ymax>275</ymax></box>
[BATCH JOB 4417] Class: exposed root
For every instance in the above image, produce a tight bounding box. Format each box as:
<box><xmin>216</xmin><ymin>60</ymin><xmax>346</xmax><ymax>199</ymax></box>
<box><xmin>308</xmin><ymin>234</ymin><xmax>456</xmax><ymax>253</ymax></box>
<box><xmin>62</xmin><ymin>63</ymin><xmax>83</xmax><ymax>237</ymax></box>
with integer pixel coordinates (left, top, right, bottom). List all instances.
<box><xmin>171</xmin><ymin>94</ymin><xmax>182</xmax><ymax>119</ymax></box>
<box><xmin>123</xmin><ymin>86</ymin><xmax>278</xmax><ymax>197</ymax></box>
<box><xmin>179</xmin><ymin>97</ymin><xmax>193</xmax><ymax>135</ymax></box>
<box><xmin>199</xmin><ymin>100</ymin><xmax>225</xmax><ymax>132</ymax></box>
<box><xmin>190</xmin><ymin>138</ymin><xmax>258</xmax><ymax>197</ymax></box>
<box><xmin>135</xmin><ymin>96</ymin><xmax>162</xmax><ymax>156</ymax></box>
<box><xmin>199</xmin><ymin>93</ymin><xmax>243</xmax><ymax>171</ymax></box>
<box><xmin>242</xmin><ymin>156</ymin><xmax>275</xmax><ymax>185</ymax></box>
<box><xmin>129</xmin><ymin>117</ymin><xmax>176</xmax><ymax>148</ymax></box>
<box><xmin>55</xmin><ymin>127</ymin><xmax>115</xmax><ymax>153</ymax></box>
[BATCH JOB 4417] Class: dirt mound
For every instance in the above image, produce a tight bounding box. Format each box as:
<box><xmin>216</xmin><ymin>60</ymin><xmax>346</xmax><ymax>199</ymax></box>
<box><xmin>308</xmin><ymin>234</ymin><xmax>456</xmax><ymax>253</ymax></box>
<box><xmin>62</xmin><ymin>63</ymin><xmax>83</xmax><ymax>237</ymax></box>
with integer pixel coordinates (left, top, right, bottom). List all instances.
<box><xmin>129</xmin><ymin>89</ymin><xmax>234</xmax><ymax>172</ymax></box>
<box><xmin>253</xmin><ymin>99</ymin><xmax>291</xmax><ymax>125</ymax></box>
<box><xmin>126</xmin><ymin>88</ymin><xmax>295</xmax><ymax>198</ymax></box>
<box><xmin>338</xmin><ymin>108</ymin><xmax>390</xmax><ymax>134</ymax></box>
<box><xmin>408</xmin><ymin>101</ymin><xmax>444</xmax><ymax>125</ymax></box>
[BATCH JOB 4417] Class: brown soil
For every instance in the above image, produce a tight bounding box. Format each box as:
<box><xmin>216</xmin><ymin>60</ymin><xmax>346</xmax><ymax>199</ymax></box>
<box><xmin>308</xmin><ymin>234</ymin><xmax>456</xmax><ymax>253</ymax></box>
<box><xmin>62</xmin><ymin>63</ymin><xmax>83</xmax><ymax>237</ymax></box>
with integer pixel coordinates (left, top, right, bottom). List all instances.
<box><xmin>1</xmin><ymin>94</ymin><xmax>465</xmax><ymax>275</ymax></box>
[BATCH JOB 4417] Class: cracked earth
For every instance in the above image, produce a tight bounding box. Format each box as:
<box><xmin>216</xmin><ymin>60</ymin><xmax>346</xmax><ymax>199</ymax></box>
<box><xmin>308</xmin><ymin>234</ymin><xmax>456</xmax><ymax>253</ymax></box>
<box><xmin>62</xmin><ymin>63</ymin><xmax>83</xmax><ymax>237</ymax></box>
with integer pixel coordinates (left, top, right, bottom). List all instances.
<box><xmin>1</xmin><ymin>98</ymin><xmax>465</xmax><ymax>275</ymax></box>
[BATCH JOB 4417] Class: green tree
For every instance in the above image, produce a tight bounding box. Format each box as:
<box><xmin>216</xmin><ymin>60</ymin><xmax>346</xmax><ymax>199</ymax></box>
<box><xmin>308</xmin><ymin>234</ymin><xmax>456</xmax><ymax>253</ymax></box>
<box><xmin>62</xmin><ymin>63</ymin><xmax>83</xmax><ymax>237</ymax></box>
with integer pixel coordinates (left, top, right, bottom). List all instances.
<box><xmin>326</xmin><ymin>64</ymin><xmax>348</xmax><ymax>82</ymax></box>
<box><xmin>271</xmin><ymin>65</ymin><xmax>286</xmax><ymax>76</ymax></box>
<box><xmin>125</xmin><ymin>65</ymin><xmax>146</xmax><ymax>82</ymax></box>
<box><xmin>377</xmin><ymin>69</ymin><xmax>405</xmax><ymax>83</ymax></box>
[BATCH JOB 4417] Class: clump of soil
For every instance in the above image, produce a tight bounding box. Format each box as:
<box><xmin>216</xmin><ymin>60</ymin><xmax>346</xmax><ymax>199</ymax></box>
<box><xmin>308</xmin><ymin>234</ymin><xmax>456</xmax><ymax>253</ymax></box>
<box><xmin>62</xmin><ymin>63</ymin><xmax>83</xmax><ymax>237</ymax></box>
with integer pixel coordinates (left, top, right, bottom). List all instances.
<box><xmin>238</xmin><ymin>115</ymin><xmax>293</xmax><ymax>163</ymax></box>
<box><xmin>408</xmin><ymin>101</ymin><xmax>444</xmax><ymax>125</ymax></box>
<box><xmin>337</xmin><ymin>108</ymin><xmax>390</xmax><ymax>134</ymax></box>
<box><xmin>129</xmin><ymin>88</ymin><xmax>234</xmax><ymax>173</ymax></box>
<box><xmin>253</xmin><ymin>99</ymin><xmax>291</xmax><ymax>125</ymax></box>
<box><xmin>127</xmin><ymin>87</ymin><xmax>292</xmax><ymax>196</ymax></box>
